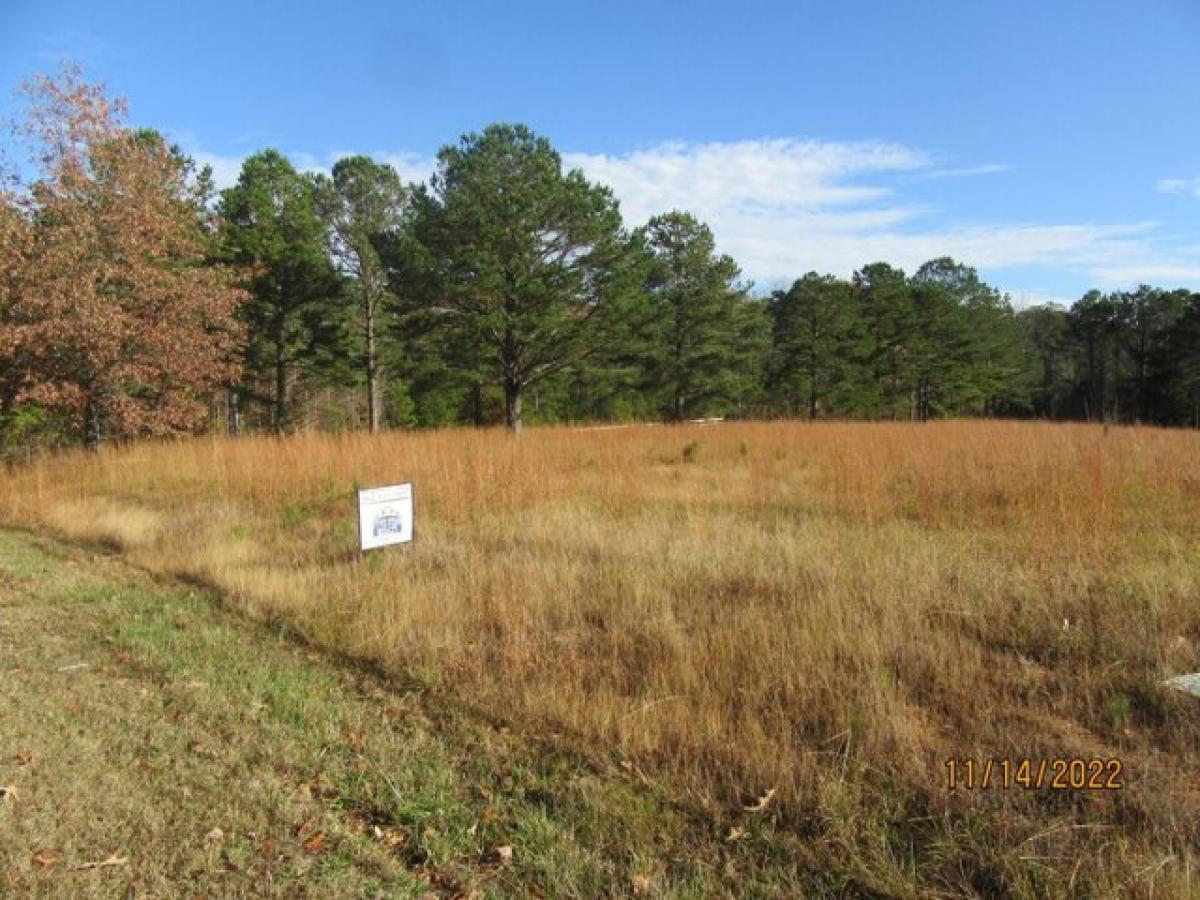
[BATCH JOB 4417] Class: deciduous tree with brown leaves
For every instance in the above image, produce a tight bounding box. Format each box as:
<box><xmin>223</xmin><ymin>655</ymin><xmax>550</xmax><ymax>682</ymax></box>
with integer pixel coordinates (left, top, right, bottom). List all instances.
<box><xmin>0</xmin><ymin>68</ymin><xmax>244</xmax><ymax>450</ymax></box>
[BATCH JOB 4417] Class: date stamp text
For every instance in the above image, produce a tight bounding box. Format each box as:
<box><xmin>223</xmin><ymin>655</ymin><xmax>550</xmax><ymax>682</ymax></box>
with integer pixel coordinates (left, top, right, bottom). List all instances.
<box><xmin>945</xmin><ymin>757</ymin><xmax>1124</xmax><ymax>791</ymax></box>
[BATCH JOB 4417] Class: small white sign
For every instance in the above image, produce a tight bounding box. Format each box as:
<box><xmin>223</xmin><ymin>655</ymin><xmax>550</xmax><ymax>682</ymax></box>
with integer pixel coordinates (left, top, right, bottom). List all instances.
<box><xmin>1165</xmin><ymin>672</ymin><xmax>1200</xmax><ymax>699</ymax></box>
<box><xmin>358</xmin><ymin>483</ymin><xmax>414</xmax><ymax>551</ymax></box>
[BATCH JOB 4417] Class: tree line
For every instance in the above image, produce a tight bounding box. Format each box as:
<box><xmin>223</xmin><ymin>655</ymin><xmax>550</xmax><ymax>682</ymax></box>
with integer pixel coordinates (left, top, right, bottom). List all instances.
<box><xmin>3</xmin><ymin>70</ymin><xmax>1199</xmax><ymax>452</ymax></box>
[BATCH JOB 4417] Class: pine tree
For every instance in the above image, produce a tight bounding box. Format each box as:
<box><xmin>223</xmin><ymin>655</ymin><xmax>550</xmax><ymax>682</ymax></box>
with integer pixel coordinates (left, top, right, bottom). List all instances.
<box><xmin>404</xmin><ymin>123</ymin><xmax>643</xmax><ymax>432</ymax></box>
<box><xmin>219</xmin><ymin>150</ymin><xmax>343</xmax><ymax>431</ymax></box>
<box><xmin>638</xmin><ymin>211</ymin><xmax>761</xmax><ymax>421</ymax></box>
<box><xmin>314</xmin><ymin>156</ymin><xmax>407</xmax><ymax>431</ymax></box>
<box><xmin>768</xmin><ymin>273</ymin><xmax>859</xmax><ymax>419</ymax></box>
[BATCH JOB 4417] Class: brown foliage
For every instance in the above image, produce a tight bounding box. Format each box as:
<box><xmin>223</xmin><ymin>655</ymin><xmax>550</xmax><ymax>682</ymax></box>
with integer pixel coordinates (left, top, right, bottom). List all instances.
<box><xmin>0</xmin><ymin>67</ymin><xmax>244</xmax><ymax>447</ymax></box>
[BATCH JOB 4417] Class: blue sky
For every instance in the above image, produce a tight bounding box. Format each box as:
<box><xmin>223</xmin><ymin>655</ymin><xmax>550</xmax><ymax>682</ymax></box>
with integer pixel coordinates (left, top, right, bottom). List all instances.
<box><xmin>2</xmin><ymin>0</ymin><xmax>1199</xmax><ymax>303</ymax></box>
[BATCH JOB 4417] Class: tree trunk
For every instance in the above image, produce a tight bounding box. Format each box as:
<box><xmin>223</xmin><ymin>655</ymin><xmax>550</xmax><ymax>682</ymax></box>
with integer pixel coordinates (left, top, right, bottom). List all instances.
<box><xmin>83</xmin><ymin>396</ymin><xmax>101</xmax><ymax>452</ymax></box>
<box><xmin>227</xmin><ymin>386</ymin><xmax>241</xmax><ymax>437</ymax></box>
<box><xmin>504</xmin><ymin>378</ymin><xmax>523</xmax><ymax>434</ymax></box>
<box><xmin>808</xmin><ymin>379</ymin><xmax>818</xmax><ymax>420</ymax></box>
<box><xmin>365</xmin><ymin>296</ymin><xmax>380</xmax><ymax>432</ymax></box>
<box><xmin>273</xmin><ymin>347</ymin><xmax>287</xmax><ymax>433</ymax></box>
<box><xmin>470</xmin><ymin>381</ymin><xmax>484</xmax><ymax>427</ymax></box>
<box><xmin>1112</xmin><ymin>340</ymin><xmax>1122</xmax><ymax>424</ymax></box>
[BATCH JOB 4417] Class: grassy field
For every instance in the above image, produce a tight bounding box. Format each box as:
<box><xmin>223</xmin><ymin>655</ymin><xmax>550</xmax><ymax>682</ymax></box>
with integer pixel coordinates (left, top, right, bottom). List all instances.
<box><xmin>3</xmin><ymin>420</ymin><xmax>1200</xmax><ymax>896</ymax></box>
<box><xmin>1</xmin><ymin>528</ymin><xmax>800</xmax><ymax>897</ymax></box>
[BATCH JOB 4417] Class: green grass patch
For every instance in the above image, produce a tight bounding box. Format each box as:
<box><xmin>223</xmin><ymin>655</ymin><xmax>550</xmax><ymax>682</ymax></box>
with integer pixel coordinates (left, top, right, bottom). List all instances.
<box><xmin>1</xmin><ymin>528</ymin><xmax>827</xmax><ymax>897</ymax></box>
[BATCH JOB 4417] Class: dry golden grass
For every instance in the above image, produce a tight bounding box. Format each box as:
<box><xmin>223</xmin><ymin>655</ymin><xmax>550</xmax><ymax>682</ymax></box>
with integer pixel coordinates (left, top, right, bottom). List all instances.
<box><xmin>4</xmin><ymin>420</ymin><xmax>1200</xmax><ymax>895</ymax></box>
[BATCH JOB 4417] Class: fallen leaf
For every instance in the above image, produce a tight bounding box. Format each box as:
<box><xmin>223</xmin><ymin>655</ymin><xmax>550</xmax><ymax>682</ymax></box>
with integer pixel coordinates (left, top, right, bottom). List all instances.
<box><xmin>72</xmin><ymin>855</ymin><xmax>128</xmax><ymax>871</ymax></box>
<box><xmin>12</xmin><ymin>750</ymin><xmax>32</xmax><ymax>766</ymax></box>
<box><xmin>32</xmin><ymin>851</ymin><xmax>58</xmax><ymax>870</ymax></box>
<box><xmin>206</xmin><ymin>827</ymin><xmax>224</xmax><ymax>842</ymax></box>
<box><xmin>305</xmin><ymin>775</ymin><xmax>336</xmax><ymax>798</ymax></box>
<box><xmin>374</xmin><ymin>827</ymin><xmax>406</xmax><ymax>850</ymax></box>
<box><xmin>725</xmin><ymin>826</ymin><xmax>747</xmax><ymax>842</ymax></box>
<box><xmin>494</xmin><ymin>844</ymin><xmax>514</xmax><ymax>862</ymax></box>
<box><xmin>744</xmin><ymin>787</ymin><xmax>776</xmax><ymax>812</ymax></box>
<box><xmin>303</xmin><ymin>832</ymin><xmax>328</xmax><ymax>855</ymax></box>
<box><xmin>345</xmin><ymin>730</ymin><xmax>364</xmax><ymax>750</ymax></box>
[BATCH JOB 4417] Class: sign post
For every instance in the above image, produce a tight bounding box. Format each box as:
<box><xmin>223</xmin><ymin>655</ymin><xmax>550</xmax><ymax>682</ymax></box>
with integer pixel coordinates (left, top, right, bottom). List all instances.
<box><xmin>357</xmin><ymin>483</ymin><xmax>414</xmax><ymax>552</ymax></box>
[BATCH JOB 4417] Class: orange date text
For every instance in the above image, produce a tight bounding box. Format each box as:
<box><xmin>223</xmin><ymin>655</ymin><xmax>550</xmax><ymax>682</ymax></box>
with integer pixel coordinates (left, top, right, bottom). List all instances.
<box><xmin>945</xmin><ymin>757</ymin><xmax>1123</xmax><ymax>790</ymax></box>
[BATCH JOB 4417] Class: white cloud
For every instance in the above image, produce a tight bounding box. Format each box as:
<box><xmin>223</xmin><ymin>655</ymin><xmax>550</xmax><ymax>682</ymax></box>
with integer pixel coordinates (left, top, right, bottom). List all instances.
<box><xmin>563</xmin><ymin>139</ymin><xmax>1198</xmax><ymax>290</ymax></box>
<box><xmin>288</xmin><ymin>151</ymin><xmax>324</xmax><ymax>176</ymax></box>
<box><xmin>182</xmin><ymin>136</ymin><xmax>1200</xmax><ymax>293</ymax></box>
<box><xmin>916</xmin><ymin>162</ymin><xmax>1011</xmax><ymax>179</ymax></box>
<box><xmin>191</xmin><ymin>150</ymin><xmax>246</xmax><ymax>191</ymax></box>
<box><xmin>1091</xmin><ymin>264</ymin><xmax>1200</xmax><ymax>285</ymax></box>
<box><xmin>714</xmin><ymin>220</ymin><xmax>1162</xmax><ymax>293</ymax></box>
<box><xmin>1156</xmin><ymin>177</ymin><xmax>1200</xmax><ymax>199</ymax></box>
<box><xmin>563</xmin><ymin>139</ymin><xmax>927</xmax><ymax>229</ymax></box>
<box><xmin>1006</xmin><ymin>289</ymin><xmax>1079</xmax><ymax>310</ymax></box>
<box><xmin>378</xmin><ymin>152</ymin><xmax>437</xmax><ymax>185</ymax></box>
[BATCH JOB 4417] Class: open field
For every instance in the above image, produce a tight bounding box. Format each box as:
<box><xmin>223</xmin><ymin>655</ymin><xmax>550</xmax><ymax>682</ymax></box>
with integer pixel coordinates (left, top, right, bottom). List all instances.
<box><xmin>4</xmin><ymin>420</ymin><xmax>1200</xmax><ymax>896</ymax></box>
<box><xmin>1</xmin><ymin>528</ymin><xmax>781</xmax><ymax>897</ymax></box>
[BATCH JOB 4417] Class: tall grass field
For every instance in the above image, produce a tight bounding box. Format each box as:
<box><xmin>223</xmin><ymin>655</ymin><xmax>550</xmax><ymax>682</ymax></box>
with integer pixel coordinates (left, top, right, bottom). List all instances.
<box><xmin>4</xmin><ymin>420</ymin><xmax>1199</xmax><ymax>895</ymax></box>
